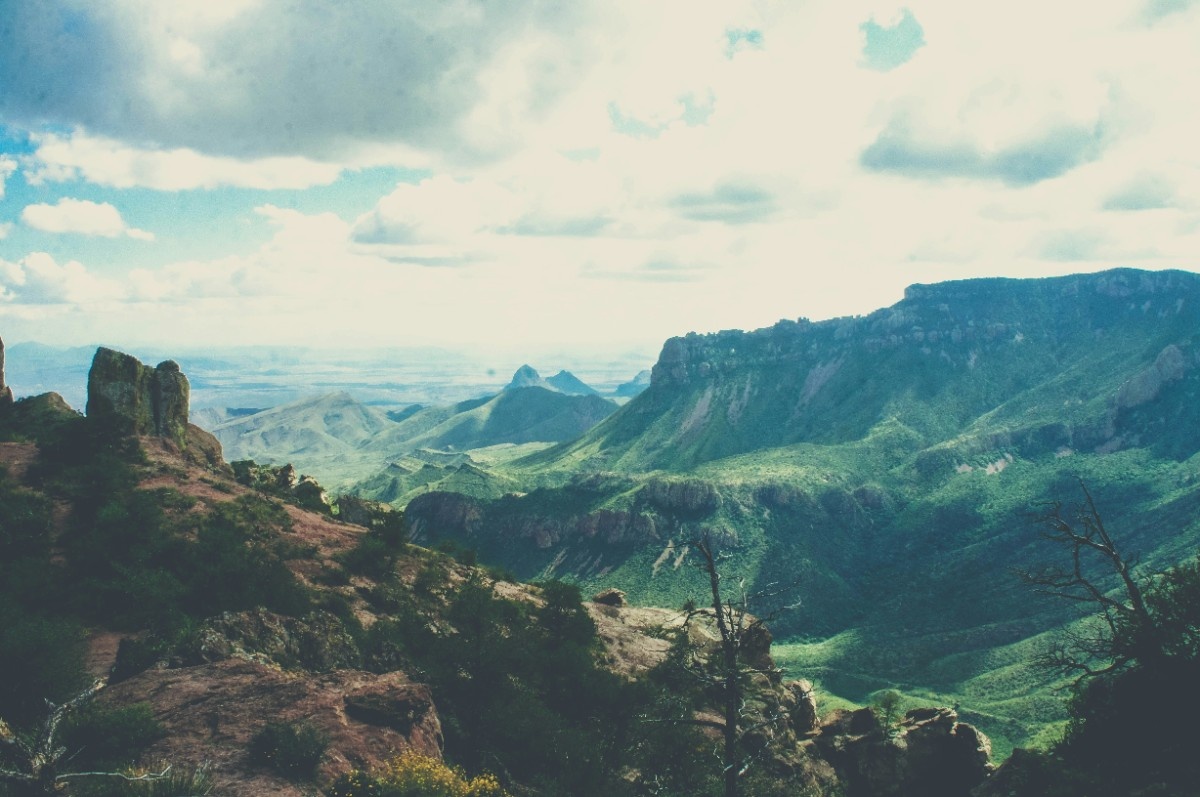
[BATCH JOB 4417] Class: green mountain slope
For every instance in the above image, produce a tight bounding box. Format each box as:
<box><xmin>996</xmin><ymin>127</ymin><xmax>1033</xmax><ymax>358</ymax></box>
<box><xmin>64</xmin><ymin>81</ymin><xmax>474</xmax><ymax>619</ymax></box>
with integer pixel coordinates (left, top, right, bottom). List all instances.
<box><xmin>403</xmin><ymin>268</ymin><xmax>1200</xmax><ymax>754</ymax></box>
<box><xmin>527</xmin><ymin>268</ymin><xmax>1200</xmax><ymax>472</ymax></box>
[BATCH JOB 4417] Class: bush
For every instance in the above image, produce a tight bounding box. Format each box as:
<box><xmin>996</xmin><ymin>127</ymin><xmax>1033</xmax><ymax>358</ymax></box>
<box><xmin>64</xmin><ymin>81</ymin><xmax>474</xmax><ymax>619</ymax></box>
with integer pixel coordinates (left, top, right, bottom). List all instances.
<box><xmin>325</xmin><ymin>751</ymin><xmax>508</xmax><ymax>797</ymax></box>
<box><xmin>0</xmin><ymin>612</ymin><xmax>89</xmax><ymax>727</ymax></box>
<box><xmin>340</xmin><ymin>533</ymin><xmax>400</xmax><ymax>580</ymax></box>
<box><xmin>61</xmin><ymin>702</ymin><xmax>163</xmax><ymax>771</ymax></box>
<box><xmin>249</xmin><ymin>721</ymin><xmax>329</xmax><ymax>781</ymax></box>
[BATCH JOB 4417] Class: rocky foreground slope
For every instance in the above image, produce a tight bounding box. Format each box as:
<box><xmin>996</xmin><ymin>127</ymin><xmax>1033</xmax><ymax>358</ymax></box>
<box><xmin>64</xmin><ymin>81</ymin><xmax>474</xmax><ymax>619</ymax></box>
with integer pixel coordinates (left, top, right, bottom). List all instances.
<box><xmin>0</xmin><ymin>343</ymin><xmax>996</xmax><ymax>796</ymax></box>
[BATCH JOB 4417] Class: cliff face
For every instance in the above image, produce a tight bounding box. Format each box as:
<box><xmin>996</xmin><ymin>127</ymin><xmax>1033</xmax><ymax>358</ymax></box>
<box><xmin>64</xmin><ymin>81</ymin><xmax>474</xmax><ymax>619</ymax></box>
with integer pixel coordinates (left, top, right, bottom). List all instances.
<box><xmin>86</xmin><ymin>348</ymin><xmax>191</xmax><ymax>448</ymax></box>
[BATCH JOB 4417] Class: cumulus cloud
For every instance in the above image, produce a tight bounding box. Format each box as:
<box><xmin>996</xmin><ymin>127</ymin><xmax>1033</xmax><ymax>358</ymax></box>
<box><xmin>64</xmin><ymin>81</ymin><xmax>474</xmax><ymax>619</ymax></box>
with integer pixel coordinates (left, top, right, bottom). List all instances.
<box><xmin>0</xmin><ymin>252</ymin><xmax>125</xmax><ymax>304</ymax></box>
<box><xmin>20</xmin><ymin>198</ymin><xmax>154</xmax><ymax>240</ymax></box>
<box><xmin>24</xmin><ymin>131</ymin><xmax>344</xmax><ymax>190</ymax></box>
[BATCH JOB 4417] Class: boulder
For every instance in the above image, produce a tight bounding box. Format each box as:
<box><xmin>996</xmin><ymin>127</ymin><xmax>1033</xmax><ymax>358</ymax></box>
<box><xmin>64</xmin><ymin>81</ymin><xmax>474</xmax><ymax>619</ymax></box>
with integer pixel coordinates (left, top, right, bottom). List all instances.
<box><xmin>592</xmin><ymin>588</ymin><xmax>628</xmax><ymax>607</ymax></box>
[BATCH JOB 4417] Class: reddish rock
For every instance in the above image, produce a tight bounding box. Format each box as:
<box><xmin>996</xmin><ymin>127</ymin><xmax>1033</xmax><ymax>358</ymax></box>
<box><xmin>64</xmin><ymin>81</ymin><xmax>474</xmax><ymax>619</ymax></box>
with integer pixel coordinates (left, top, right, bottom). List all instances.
<box><xmin>100</xmin><ymin>659</ymin><xmax>442</xmax><ymax>797</ymax></box>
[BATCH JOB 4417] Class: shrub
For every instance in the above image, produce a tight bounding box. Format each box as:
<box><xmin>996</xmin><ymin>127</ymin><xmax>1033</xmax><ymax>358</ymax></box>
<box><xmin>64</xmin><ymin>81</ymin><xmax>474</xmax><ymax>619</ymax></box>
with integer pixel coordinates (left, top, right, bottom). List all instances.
<box><xmin>0</xmin><ymin>612</ymin><xmax>89</xmax><ymax>726</ymax></box>
<box><xmin>61</xmin><ymin>702</ymin><xmax>163</xmax><ymax>771</ymax></box>
<box><xmin>249</xmin><ymin>721</ymin><xmax>329</xmax><ymax>781</ymax></box>
<box><xmin>339</xmin><ymin>533</ymin><xmax>399</xmax><ymax>580</ymax></box>
<box><xmin>325</xmin><ymin>751</ymin><xmax>508</xmax><ymax>797</ymax></box>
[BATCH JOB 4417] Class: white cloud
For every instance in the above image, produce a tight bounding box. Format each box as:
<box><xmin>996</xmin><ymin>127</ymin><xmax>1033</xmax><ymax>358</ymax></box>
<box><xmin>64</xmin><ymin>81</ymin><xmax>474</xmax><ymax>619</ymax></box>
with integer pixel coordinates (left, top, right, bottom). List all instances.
<box><xmin>0</xmin><ymin>252</ymin><xmax>125</xmax><ymax>305</ymax></box>
<box><xmin>0</xmin><ymin>156</ymin><xmax>16</xmax><ymax>199</ymax></box>
<box><xmin>20</xmin><ymin>198</ymin><xmax>155</xmax><ymax>240</ymax></box>
<box><xmin>3</xmin><ymin>0</ymin><xmax>1200</xmax><ymax>352</ymax></box>
<box><xmin>24</xmin><ymin>131</ymin><xmax>346</xmax><ymax>191</ymax></box>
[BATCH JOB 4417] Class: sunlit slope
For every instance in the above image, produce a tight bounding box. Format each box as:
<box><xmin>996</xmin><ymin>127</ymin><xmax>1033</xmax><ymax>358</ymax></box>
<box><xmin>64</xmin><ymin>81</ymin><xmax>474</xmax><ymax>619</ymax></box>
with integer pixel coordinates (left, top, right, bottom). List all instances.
<box><xmin>524</xmin><ymin>269</ymin><xmax>1200</xmax><ymax>473</ymax></box>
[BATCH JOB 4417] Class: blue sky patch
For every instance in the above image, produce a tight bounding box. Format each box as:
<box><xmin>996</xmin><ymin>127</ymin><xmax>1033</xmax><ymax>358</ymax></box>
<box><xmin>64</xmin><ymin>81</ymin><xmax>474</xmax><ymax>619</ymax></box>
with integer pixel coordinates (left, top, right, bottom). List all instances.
<box><xmin>860</xmin><ymin>10</ymin><xmax>925</xmax><ymax>71</ymax></box>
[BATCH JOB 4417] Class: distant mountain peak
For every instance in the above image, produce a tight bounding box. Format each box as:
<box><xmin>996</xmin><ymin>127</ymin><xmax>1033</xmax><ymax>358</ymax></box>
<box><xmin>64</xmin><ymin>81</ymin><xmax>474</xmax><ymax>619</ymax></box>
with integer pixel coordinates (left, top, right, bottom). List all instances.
<box><xmin>507</xmin><ymin>365</ymin><xmax>547</xmax><ymax>390</ymax></box>
<box><xmin>546</xmin><ymin>370</ymin><xmax>599</xmax><ymax>396</ymax></box>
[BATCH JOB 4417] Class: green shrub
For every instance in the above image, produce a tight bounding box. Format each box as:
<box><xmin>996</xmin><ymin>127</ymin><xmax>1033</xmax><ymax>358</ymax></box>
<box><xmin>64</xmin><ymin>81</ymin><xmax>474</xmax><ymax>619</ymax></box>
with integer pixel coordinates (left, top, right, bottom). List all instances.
<box><xmin>0</xmin><ymin>612</ymin><xmax>89</xmax><ymax>727</ymax></box>
<box><xmin>61</xmin><ymin>702</ymin><xmax>163</xmax><ymax>771</ymax></box>
<box><xmin>249</xmin><ymin>721</ymin><xmax>329</xmax><ymax>781</ymax></box>
<box><xmin>339</xmin><ymin>533</ymin><xmax>399</xmax><ymax>579</ymax></box>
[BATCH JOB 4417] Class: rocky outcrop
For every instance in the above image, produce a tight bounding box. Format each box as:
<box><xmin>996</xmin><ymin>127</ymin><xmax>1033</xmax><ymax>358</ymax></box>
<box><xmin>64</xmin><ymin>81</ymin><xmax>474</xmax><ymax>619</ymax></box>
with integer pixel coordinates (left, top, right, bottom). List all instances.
<box><xmin>189</xmin><ymin>608</ymin><xmax>361</xmax><ymax>672</ymax></box>
<box><xmin>641</xmin><ymin>477</ymin><xmax>721</xmax><ymax>516</ymax></box>
<box><xmin>0</xmin><ymin>336</ymin><xmax>12</xmax><ymax>406</ymax></box>
<box><xmin>86</xmin><ymin>347</ymin><xmax>191</xmax><ymax>448</ymax></box>
<box><xmin>1115</xmin><ymin>342</ymin><xmax>1188</xmax><ymax>409</ymax></box>
<box><xmin>813</xmin><ymin>706</ymin><xmax>993</xmax><ymax>797</ymax></box>
<box><xmin>99</xmin><ymin>658</ymin><xmax>442</xmax><ymax>797</ymax></box>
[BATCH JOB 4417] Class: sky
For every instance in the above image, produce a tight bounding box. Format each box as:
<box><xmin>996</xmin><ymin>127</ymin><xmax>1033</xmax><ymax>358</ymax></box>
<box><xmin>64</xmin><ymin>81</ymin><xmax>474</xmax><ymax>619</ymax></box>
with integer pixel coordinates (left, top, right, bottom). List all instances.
<box><xmin>1</xmin><ymin>0</ymin><xmax>1198</xmax><ymax>356</ymax></box>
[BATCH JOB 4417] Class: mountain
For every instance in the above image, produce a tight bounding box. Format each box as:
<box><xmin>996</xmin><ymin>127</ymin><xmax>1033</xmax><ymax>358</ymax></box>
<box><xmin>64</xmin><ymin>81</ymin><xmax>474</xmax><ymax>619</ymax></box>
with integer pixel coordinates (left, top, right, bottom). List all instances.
<box><xmin>207</xmin><ymin>375</ymin><xmax>618</xmax><ymax>492</ymax></box>
<box><xmin>365</xmin><ymin>386</ymin><xmax>616</xmax><ymax>454</ymax></box>
<box><xmin>403</xmin><ymin>268</ymin><xmax>1200</xmax><ymax>754</ymax></box>
<box><xmin>507</xmin><ymin>364</ymin><xmax>548</xmax><ymax>390</ymax></box>
<box><xmin>211</xmin><ymin>391</ymin><xmax>394</xmax><ymax>459</ymax></box>
<box><xmin>546</xmin><ymin>369</ymin><xmax>600</xmax><ymax>396</ymax></box>
<box><xmin>0</xmin><ymin>345</ymin><xmax>1004</xmax><ymax>796</ymax></box>
<box><xmin>613</xmin><ymin>369</ymin><xmax>651</xmax><ymax>398</ymax></box>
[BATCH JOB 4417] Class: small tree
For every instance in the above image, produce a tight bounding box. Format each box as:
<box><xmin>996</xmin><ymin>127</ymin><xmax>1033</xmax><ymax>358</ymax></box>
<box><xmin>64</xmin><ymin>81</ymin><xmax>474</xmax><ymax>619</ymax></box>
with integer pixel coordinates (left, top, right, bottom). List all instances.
<box><xmin>0</xmin><ymin>679</ymin><xmax>176</xmax><ymax>796</ymax></box>
<box><xmin>1019</xmin><ymin>482</ymin><xmax>1200</xmax><ymax>792</ymax></box>
<box><xmin>871</xmin><ymin>690</ymin><xmax>903</xmax><ymax>734</ymax></box>
<box><xmin>657</xmin><ymin>533</ymin><xmax>799</xmax><ymax>797</ymax></box>
<box><xmin>1019</xmin><ymin>481</ymin><xmax>1158</xmax><ymax>681</ymax></box>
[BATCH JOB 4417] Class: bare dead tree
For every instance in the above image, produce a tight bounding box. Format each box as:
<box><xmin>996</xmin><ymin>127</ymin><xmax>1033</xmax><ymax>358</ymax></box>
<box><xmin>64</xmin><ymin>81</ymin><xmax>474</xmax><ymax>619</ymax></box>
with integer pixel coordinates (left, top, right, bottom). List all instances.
<box><xmin>650</xmin><ymin>532</ymin><xmax>800</xmax><ymax>797</ymax></box>
<box><xmin>1019</xmin><ymin>481</ymin><xmax>1158</xmax><ymax>683</ymax></box>
<box><xmin>0</xmin><ymin>679</ymin><xmax>174</xmax><ymax>796</ymax></box>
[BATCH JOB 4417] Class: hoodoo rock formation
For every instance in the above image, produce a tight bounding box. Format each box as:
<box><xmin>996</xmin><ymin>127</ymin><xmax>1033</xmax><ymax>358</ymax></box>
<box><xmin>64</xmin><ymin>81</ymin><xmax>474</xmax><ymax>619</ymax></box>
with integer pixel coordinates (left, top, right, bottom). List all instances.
<box><xmin>85</xmin><ymin>347</ymin><xmax>227</xmax><ymax>471</ymax></box>
<box><xmin>0</xmin><ymin>336</ymin><xmax>12</xmax><ymax>405</ymax></box>
<box><xmin>86</xmin><ymin>347</ymin><xmax>191</xmax><ymax>447</ymax></box>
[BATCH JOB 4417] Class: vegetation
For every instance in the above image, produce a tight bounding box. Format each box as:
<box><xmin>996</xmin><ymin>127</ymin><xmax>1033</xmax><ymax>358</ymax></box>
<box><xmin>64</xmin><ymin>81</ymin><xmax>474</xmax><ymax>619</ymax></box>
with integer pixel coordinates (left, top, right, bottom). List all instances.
<box><xmin>249</xmin><ymin>721</ymin><xmax>329</xmax><ymax>781</ymax></box>
<box><xmin>1004</xmin><ymin>487</ymin><xmax>1200</xmax><ymax>795</ymax></box>
<box><xmin>326</xmin><ymin>751</ymin><xmax>508</xmax><ymax>797</ymax></box>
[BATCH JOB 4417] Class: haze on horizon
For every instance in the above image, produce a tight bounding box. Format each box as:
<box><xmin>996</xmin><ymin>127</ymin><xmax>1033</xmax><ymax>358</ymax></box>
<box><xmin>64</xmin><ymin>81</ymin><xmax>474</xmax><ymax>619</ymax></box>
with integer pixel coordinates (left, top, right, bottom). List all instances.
<box><xmin>1</xmin><ymin>1</ymin><xmax>1199</xmax><ymax>355</ymax></box>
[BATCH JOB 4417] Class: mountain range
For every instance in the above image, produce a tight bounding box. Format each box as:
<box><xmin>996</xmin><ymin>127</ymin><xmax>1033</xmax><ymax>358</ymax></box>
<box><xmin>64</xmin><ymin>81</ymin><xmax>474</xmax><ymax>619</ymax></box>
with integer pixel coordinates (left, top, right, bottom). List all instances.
<box><xmin>208</xmin><ymin>367</ymin><xmax>619</xmax><ymax>492</ymax></box>
<box><xmin>399</xmin><ymin>268</ymin><xmax>1200</xmax><ymax>755</ymax></box>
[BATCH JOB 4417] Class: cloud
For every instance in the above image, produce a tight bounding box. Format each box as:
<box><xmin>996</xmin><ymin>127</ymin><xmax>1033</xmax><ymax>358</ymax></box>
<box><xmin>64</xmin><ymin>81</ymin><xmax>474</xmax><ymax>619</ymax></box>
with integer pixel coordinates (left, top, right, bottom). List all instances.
<box><xmin>20</xmin><ymin>198</ymin><xmax>154</xmax><ymax>240</ymax></box>
<box><xmin>861</xmin><ymin>116</ymin><xmax>1106</xmax><ymax>185</ymax></box>
<box><xmin>584</xmin><ymin>257</ymin><xmax>711</xmax><ymax>283</ymax></box>
<box><xmin>0</xmin><ymin>156</ymin><xmax>16</xmax><ymax>198</ymax></box>
<box><xmin>671</xmin><ymin>180</ymin><xmax>779</xmax><ymax>224</ymax></box>
<box><xmin>0</xmin><ymin>1</ymin><xmax>602</xmax><ymax>164</ymax></box>
<box><xmin>1102</xmin><ymin>174</ymin><xmax>1177</xmax><ymax>210</ymax></box>
<box><xmin>0</xmin><ymin>252</ymin><xmax>125</xmax><ymax>304</ymax></box>
<box><xmin>24</xmin><ymin>131</ymin><xmax>344</xmax><ymax>190</ymax></box>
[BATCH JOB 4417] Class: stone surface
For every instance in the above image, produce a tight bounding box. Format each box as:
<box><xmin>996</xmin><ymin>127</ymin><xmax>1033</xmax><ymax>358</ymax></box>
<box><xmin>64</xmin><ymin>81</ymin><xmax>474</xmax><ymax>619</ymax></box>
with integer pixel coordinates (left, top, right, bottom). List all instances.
<box><xmin>592</xmin><ymin>588</ymin><xmax>627</xmax><ymax>607</ymax></box>
<box><xmin>99</xmin><ymin>658</ymin><xmax>442</xmax><ymax>797</ymax></box>
<box><xmin>0</xmin><ymin>336</ymin><xmax>12</xmax><ymax>405</ymax></box>
<box><xmin>86</xmin><ymin>347</ymin><xmax>191</xmax><ymax>448</ymax></box>
<box><xmin>189</xmin><ymin>608</ymin><xmax>361</xmax><ymax>672</ymax></box>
